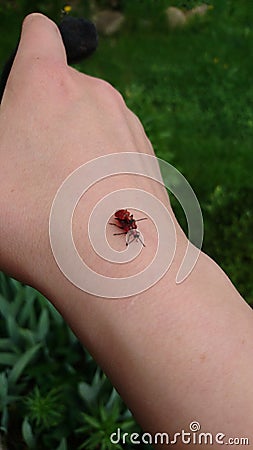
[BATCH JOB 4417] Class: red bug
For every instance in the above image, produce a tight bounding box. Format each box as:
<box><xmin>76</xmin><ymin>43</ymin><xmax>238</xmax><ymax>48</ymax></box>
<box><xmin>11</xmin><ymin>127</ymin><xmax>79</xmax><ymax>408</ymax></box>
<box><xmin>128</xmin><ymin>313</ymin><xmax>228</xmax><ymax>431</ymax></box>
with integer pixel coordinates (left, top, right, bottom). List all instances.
<box><xmin>109</xmin><ymin>209</ymin><xmax>147</xmax><ymax>247</ymax></box>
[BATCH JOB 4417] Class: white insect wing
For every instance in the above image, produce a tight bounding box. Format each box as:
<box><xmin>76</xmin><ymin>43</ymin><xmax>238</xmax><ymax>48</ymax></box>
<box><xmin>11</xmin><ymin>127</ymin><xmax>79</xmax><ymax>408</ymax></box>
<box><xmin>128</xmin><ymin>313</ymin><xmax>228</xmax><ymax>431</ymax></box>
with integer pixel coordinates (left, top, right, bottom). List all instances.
<box><xmin>126</xmin><ymin>229</ymin><xmax>145</xmax><ymax>247</ymax></box>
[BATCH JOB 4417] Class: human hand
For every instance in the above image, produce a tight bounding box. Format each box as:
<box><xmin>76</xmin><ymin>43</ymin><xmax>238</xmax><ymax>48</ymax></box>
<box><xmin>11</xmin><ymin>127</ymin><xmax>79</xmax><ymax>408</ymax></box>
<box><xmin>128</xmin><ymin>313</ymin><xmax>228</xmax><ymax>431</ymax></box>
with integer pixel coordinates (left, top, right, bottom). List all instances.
<box><xmin>0</xmin><ymin>13</ymin><xmax>172</xmax><ymax>292</ymax></box>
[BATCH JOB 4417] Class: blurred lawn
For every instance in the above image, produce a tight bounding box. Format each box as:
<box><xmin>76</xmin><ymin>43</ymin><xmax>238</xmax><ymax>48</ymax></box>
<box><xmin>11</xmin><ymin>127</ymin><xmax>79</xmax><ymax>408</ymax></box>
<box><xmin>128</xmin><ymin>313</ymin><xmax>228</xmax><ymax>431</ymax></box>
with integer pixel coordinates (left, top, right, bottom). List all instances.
<box><xmin>0</xmin><ymin>0</ymin><xmax>252</xmax><ymax>449</ymax></box>
<box><xmin>78</xmin><ymin>0</ymin><xmax>253</xmax><ymax>300</ymax></box>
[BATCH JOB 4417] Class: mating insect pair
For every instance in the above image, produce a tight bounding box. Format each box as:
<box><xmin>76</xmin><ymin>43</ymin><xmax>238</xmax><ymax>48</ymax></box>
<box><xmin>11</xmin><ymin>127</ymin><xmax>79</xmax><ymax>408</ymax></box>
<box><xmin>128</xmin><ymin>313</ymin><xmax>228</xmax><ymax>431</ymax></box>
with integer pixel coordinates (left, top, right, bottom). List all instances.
<box><xmin>109</xmin><ymin>209</ymin><xmax>147</xmax><ymax>247</ymax></box>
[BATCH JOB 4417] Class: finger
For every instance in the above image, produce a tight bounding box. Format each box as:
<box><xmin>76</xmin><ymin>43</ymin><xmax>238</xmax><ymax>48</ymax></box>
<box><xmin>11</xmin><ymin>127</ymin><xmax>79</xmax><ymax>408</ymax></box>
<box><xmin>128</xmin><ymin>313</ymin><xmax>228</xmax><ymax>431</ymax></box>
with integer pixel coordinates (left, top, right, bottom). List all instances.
<box><xmin>15</xmin><ymin>13</ymin><xmax>67</xmax><ymax>68</ymax></box>
<box><xmin>0</xmin><ymin>13</ymin><xmax>68</xmax><ymax>106</ymax></box>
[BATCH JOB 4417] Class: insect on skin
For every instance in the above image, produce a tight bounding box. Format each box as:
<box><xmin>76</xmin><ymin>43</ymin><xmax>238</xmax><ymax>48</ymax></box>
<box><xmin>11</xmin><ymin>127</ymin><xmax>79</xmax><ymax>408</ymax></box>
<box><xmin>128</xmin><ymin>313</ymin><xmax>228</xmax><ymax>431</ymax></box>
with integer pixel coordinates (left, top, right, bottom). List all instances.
<box><xmin>109</xmin><ymin>209</ymin><xmax>147</xmax><ymax>247</ymax></box>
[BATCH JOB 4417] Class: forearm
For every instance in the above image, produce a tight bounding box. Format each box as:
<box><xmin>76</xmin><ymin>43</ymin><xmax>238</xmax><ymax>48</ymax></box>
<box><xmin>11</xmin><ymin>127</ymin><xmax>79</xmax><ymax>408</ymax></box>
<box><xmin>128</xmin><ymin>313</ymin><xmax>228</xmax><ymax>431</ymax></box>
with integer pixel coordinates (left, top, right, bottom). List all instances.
<box><xmin>37</xmin><ymin>176</ymin><xmax>253</xmax><ymax>449</ymax></box>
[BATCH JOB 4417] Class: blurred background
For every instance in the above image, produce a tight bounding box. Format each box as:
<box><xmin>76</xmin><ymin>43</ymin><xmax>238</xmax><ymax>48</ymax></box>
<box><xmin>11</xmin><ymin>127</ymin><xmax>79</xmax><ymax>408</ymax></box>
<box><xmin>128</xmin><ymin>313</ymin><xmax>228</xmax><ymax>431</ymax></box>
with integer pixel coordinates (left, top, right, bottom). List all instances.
<box><xmin>0</xmin><ymin>0</ymin><xmax>252</xmax><ymax>449</ymax></box>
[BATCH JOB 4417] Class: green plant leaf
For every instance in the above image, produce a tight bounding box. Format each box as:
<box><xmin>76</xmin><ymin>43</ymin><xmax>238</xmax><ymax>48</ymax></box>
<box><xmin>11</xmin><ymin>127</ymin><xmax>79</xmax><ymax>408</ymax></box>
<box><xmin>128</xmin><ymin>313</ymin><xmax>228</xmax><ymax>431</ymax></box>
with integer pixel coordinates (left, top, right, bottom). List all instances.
<box><xmin>37</xmin><ymin>309</ymin><xmax>49</xmax><ymax>341</ymax></box>
<box><xmin>80</xmin><ymin>412</ymin><xmax>101</xmax><ymax>430</ymax></box>
<box><xmin>0</xmin><ymin>372</ymin><xmax>8</xmax><ymax>404</ymax></box>
<box><xmin>0</xmin><ymin>294</ymin><xmax>11</xmax><ymax>320</ymax></box>
<box><xmin>46</xmin><ymin>301</ymin><xmax>64</xmax><ymax>325</ymax></box>
<box><xmin>22</xmin><ymin>417</ymin><xmax>36</xmax><ymax>449</ymax></box>
<box><xmin>0</xmin><ymin>352</ymin><xmax>18</xmax><ymax>366</ymax></box>
<box><xmin>0</xmin><ymin>273</ymin><xmax>16</xmax><ymax>301</ymax></box>
<box><xmin>78</xmin><ymin>382</ymin><xmax>98</xmax><ymax>407</ymax></box>
<box><xmin>106</xmin><ymin>388</ymin><xmax>121</xmax><ymax>410</ymax></box>
<box><xmin>8</xmin><ymin>343</ymin><xmax>42</xmax><ymax>386</ymax></box>
<box><xmin>18</xmin><ymin>328</ymin><xmax>36</xmax><ymax>347</ymax></box>
<box><xmin>19</xmin><ymin>298</ymin><xmax>36</xmax><ymax>327</ymax></box>
<box><xmin>0</xmin><ymin>338</ymin><xmax>16</xmax><ymax>351</ymax></box>
<box><xmin>12</xmin><ymin>287</ymin><xmax>25</xmax><ymax>316</ymax></box>
<box><xmin>56</xmin><ymin>438</ymin><xmax>68</xmax><ymax>450</ymax></box>
<box><xmin>6</xmin><ymin>316</ymin><xmax>19</xmax><ymax>342</ymax></box>
<box><xmin>0</xmin><ymin>405</ymin><xmax>8</xmax><ymax>432</ymax></box>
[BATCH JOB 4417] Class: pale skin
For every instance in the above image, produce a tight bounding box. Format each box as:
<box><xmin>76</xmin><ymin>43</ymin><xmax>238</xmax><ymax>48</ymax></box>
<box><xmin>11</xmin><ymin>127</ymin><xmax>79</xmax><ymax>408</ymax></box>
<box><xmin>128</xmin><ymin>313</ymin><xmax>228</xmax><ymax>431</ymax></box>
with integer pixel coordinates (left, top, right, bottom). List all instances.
<box><xmin>0</xmin><ymin>13</ymin><xmax>252</xmax><ymax>449</ymax></box>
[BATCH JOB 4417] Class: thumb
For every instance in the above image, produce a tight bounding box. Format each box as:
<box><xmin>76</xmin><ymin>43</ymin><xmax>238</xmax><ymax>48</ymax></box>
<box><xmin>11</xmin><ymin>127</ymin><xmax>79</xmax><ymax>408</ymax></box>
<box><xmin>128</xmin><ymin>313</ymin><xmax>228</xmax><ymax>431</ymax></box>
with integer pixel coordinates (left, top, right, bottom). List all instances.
<box><xmin>15</xmin><ymin>13</ymin><xmax>67</xmax><ymax>68</ymax></box>
<box><xmin>0</xmin><ymin>13</ymin><xmax>68</xmax><ymax>105</ymax></box>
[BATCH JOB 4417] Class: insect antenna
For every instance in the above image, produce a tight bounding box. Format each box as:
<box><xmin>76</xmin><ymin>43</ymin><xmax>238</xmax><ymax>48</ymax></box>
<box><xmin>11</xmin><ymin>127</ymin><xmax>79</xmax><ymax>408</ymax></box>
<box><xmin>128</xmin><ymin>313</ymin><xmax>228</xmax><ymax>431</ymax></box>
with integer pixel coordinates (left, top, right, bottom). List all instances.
<box><xmin>134</xmin><ymin>218</ymin><xmax>148</xmax><ymax>222</ymax></box>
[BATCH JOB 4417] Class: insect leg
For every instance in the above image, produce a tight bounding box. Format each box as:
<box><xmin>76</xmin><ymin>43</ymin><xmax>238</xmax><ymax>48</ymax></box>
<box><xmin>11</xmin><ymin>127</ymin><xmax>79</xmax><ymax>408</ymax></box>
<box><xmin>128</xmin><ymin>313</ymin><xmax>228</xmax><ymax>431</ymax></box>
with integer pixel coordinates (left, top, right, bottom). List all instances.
<box><xmin>137</xmin><ymin>235</ymin><xmax>146</xmax><ymax>247</ymax></box>
<box><xmin>126</xmin><ymin>236</ymin><xmax>135</xmax><ymax>246</ymax></box>
<box><xmin>109</xmin><ymin>223</ymin><xmax>124</xmax><ymax>229</ymax></box>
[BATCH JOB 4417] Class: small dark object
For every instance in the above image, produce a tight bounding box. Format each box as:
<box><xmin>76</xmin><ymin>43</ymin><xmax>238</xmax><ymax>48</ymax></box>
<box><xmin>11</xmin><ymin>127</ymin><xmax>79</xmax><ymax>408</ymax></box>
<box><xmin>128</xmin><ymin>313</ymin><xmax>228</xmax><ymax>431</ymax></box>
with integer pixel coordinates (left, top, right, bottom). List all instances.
<box><xmin>59</xmin><ymin>17</ymin><xmax>98</xmax><ymax>64</ymax></box>
<box><xmin>0</xmin><ymin>16</ymin><xmax>98</xmax><ymax>102</ymax></box>
<box><xmin>109</xmin><ymin>209</ymin><xmax>147</xmax><ymax>247</ymax></box>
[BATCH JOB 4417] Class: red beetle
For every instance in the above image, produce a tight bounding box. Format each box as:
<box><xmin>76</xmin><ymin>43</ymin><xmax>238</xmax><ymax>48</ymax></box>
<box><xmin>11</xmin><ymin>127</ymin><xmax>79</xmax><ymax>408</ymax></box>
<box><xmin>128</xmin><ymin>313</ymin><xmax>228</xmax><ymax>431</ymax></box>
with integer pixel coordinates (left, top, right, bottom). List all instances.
<box><xmin>109</xmin><ymin>209</ymin><xmax>147</xmax><ymax>247</ymax></box>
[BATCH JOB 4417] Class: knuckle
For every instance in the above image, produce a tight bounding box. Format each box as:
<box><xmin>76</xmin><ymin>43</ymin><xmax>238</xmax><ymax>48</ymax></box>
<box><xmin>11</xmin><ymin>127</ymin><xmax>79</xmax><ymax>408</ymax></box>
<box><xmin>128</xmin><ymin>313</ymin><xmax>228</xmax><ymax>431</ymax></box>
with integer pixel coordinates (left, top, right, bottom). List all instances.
<box><xmin>128</xmin><ymin>108</ymin><xmax>145</xmax><ymax>131</ymax></box>
<box><xmin>93</xmin><ymin>78</ymin><xmax>125</xmax><ymax>107</ymax></box>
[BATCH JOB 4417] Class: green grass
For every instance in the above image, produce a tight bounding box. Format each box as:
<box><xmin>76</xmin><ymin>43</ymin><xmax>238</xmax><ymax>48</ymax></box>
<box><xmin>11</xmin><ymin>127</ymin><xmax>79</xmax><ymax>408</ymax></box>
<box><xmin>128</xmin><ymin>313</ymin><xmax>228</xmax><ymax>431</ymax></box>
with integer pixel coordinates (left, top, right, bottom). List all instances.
<box><xmin>79</xmin><ymin>0</ymin><xmax>253</xmax><ymax>300</ymax></box>
<box><xmin>0</xmin><ymin>0</ymin><xmax>253</xmax><ymax>448</ymax></box>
